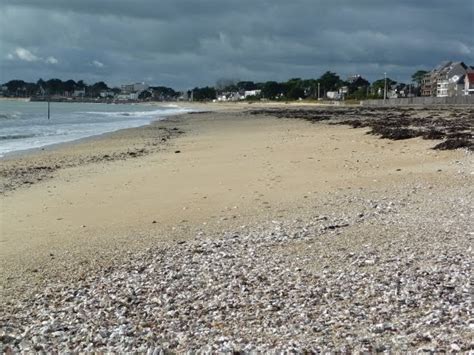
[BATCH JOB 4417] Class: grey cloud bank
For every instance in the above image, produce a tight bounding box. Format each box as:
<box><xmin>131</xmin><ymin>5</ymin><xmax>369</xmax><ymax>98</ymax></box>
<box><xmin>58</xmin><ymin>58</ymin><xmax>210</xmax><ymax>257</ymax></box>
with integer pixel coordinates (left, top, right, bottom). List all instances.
<box><xmin>1</xmin><ymin>0</ymin><xmax>473</xmax><ymax>88</ymax></box>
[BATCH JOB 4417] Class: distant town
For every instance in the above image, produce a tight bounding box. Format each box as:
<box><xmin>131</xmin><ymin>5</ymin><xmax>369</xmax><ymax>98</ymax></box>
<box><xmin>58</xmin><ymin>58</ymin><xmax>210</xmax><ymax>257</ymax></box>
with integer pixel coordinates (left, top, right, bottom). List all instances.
<box><xmin>1</xmin><ymin>61</ymin><xmax>473</xmax><ymax>103</ymax></box>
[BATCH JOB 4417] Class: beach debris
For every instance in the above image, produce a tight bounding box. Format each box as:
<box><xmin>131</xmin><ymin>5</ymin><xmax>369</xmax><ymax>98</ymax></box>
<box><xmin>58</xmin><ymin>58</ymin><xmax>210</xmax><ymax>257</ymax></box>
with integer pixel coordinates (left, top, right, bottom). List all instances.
<box><xmin>1</xmin><ymin>189</ymin><xmax>471</xmax><ymax>352</ymax></box>
<box><xmin>1</xmin><ymin>107</ymin><xmax>472</xmax><ymax>352</ymax></box>
<box><xmin>1</xmin><ymin>126</ymin><xmax>184</xmax><ymax>194</ymax></box>
<box><xmin>433</xmin><ymin>139</ymin><xmax>473</xmax><ymax>151</ymax></box>
<box><xmin>249</xmin><ymin>106</ymin><xmax>473</xmax><ymax>151</ymax></box>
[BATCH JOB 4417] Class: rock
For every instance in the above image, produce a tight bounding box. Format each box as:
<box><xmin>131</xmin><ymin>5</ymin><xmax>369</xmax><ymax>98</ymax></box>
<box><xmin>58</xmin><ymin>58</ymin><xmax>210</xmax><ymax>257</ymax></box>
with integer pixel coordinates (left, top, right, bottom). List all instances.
<box><xmin>450</xmin><ymin>343</ymin><xmax>461</xmax><ymax>352</ymax></box>
<box><xmin>1</xmin><ymin>175</ymin><xmax>472</xmax><ymax>352</ymax></box>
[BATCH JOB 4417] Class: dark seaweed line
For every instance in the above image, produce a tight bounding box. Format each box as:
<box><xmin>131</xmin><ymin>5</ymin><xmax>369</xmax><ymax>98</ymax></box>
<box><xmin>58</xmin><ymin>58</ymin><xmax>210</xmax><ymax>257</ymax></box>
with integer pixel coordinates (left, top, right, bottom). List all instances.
<box><xmin>249</xmin><ymin>107</ymin><xmax>474</xmax><ymax>151</ymax></box>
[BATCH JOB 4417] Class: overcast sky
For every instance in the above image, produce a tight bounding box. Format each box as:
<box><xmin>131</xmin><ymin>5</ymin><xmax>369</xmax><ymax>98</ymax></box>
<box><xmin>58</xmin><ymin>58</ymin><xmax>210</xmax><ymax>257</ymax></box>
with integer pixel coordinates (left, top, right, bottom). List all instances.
<box><xmin>1</xmin><ymin>0</ymin><xmax>473</xmax><ymax>89</ymax></box>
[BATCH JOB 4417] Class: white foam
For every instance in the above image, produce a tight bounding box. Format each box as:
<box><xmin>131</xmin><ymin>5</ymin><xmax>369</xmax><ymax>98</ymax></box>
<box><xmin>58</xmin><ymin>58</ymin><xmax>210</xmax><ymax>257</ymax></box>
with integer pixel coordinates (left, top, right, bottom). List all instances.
<box><xmin>0</xmin><ymin>103</ymin><xmax>194</xmax><ymax>157</ymax></box>
<box><xmin>79</xmin><ymin>107</ymin><xmax>189</xmax><ymax>118</ymax></box>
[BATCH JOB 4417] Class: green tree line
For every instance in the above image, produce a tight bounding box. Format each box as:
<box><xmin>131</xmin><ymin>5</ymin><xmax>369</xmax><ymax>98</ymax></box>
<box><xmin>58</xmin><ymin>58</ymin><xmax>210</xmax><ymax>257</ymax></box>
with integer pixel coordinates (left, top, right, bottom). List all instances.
<box><xmin>1</xmin><ymin>78</ymin><xmax>112</xmax><ymax>97</ymax></box>
<box><xmin>2</xmin><ymin>69</ymin><xmax>427</xmax><ymax>101</ymax></box>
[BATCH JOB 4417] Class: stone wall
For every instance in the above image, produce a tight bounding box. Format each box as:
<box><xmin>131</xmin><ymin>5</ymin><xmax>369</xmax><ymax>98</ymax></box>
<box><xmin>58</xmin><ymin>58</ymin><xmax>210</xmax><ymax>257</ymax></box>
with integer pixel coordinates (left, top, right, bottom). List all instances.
<box><xmin>362</xmin><ymin>95</ymin><xmax>474</xmax><ymax>106</ymax></box>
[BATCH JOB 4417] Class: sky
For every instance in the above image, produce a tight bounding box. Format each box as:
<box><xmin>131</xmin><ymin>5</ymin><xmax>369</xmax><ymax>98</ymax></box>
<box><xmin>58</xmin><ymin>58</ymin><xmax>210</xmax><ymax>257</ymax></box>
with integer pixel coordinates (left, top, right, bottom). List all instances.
<box><xmin>1</xmin><ymin>0</ymin><xmax>473</xmax><ymax>89</ymax></box>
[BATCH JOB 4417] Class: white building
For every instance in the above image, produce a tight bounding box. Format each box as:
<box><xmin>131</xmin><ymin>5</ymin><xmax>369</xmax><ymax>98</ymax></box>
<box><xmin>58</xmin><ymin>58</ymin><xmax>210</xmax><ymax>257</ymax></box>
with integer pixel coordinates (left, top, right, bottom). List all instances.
<box><xmin>217</xmin><ymin>92</ymin><xmax>244</xmax><ymax>101</ymax></box>
<box><xmin>436</xmin><ymin>80</ymin><xmax>449</xmax><ymax>97</ymax></box>
<box><xmin>73</xmin><ymin>89</ymin><xmax>85</xmax><ymax>97</ymax></box>
<box><xmin>133</xmin><ymin>82</ymin><xmax>148</xmax><ymax>92</ymax></box>
<box><xmin>339</xmin><ymin>86</ymin><xmax>349</xmax><ymax>94</ymax></box>
<box><xmin>121</xmin><ymin>82</ymin><xmax>149</xmax><ymax>94</ymax></box>
<box><xmin>447</xmin><ymin>75</ymin><xmax>465</xmax><ymax>97</ymax></box>
<box><xmin>117</xmin><ymin>93</ymin><xmax>139</xmax><ymax>100</ymax></box>
<box><xmin>100</xmin><ymin>90</ymin><xmax>115</xmax><ymax>98</ymax></box>
<box><xmin>326</xmin><ymin>91</ymin><xmax>340</xmax><ymax>100</ymax></box>
<box><xmin>244</xmin><ymin>90</ymin><xmax>261</xmax><ymax>98</ymax></box>
<box><xmin>121</xmin><ymin>84</ymin><xmax>134</xmax><ymax>93</ymax></box>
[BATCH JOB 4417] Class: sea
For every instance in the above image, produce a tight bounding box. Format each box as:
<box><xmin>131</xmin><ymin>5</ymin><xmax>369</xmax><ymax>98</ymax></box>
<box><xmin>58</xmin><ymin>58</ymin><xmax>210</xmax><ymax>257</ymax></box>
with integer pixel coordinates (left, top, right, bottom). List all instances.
<box><xmin>0</xmin><ymin>100</ymin><xmax>192</xmax><ymax>157</ymax></box>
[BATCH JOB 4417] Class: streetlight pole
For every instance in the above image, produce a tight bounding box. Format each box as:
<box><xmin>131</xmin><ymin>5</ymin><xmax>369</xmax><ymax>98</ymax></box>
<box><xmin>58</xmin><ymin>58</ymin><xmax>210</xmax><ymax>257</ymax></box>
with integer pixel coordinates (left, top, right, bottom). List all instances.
<box><xmin>384</xmin><ymin>72</ymin><xmax>387</xmax><ymax>102</ymax></box>
<box><xmin>317</xmin><ymin>83</ymin><xmax>320</xmax><ymax>100</ymax></box>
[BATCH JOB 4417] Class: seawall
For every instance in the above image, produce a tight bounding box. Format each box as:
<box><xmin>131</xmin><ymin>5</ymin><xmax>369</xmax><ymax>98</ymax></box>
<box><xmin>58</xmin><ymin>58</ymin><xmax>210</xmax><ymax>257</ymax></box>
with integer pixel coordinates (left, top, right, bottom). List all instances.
<box><xmin>362</xmin><ymin>95</ymin><xmax>474</xmax><ymax>107</ymax></box>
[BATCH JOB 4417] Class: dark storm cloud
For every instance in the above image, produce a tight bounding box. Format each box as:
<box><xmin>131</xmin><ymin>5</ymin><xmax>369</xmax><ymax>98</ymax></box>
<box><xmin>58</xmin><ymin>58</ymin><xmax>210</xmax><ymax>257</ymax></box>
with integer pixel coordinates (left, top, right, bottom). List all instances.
<box><xmin>1</xmin><ymin>0</ymin><xmax>473</xmax><ymax>88</ymax></box>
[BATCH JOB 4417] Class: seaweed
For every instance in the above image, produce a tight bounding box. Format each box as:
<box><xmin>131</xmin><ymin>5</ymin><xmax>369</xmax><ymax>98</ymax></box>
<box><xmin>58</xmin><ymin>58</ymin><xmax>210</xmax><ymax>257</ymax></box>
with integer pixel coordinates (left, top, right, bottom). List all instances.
<box><xmin>422</xmin><ymin>130</ymin><xmax>445</xmax><ymax>140</ymax></box>
<box><xmin>433</xmin><ymin>139</ymin><xmax>473</xmax><ymax>151</ymax></box>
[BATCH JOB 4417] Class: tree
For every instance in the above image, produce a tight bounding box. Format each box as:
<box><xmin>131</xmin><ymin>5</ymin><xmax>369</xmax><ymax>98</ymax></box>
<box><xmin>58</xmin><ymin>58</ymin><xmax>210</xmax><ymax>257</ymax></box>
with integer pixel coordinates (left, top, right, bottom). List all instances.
<box><xmin>318</xmin><ymin>71</ymin><xmax>343</xmax><ymax>92</ymax></box>
<box><xmin>63</xmin><ymin>79</ymin><xmax>77</xmax><ymax>93</ymax></box>
<box><xmin>36</xmin><ymin>78</ymin><xmax>46</xmax><ymax>89</ymax></box>
<box><xmin>192</xmin><ymin>86</ymin><xmax>216</xmax><ymax>101</ymax></box>
<box><xmin>372</xmin><ymin>78</ymin><xmax>397</xmax><ymax>97</ymax></box>
<box><xmin>5</xmin><ymin>80</ymin><xmax>26</xmax><ymax>93</ymax></box>
<box><xmin>261</xmin><ymin>81</ymin><xmax>283</xmax><ymax>99</ymax></box>
<box><xmin>24</xmin><ymin>82</ymin><xmax>38</xmax><ymax>96</ymax></box>
<box><xmin>88</xmin><ymin>81</ymin><xmax>109</xmax><ymax>97</ymax></box>
<box><xmin>3</xmin><ymin>80</ymin><xmax>41</xmax><ymax>97</ymax></box>
<box><xmin>301</xmin><ymin>79</ymin><xmax>318</xmax><ymax>97</ymax></box>
<box><xmin>215</xmin><ymin>78</ymin><xmax>238</xmax><ymax>91</ymax></box>
<box><xmin>411</xmin><ymin>70</ymin><xmax>428</xmax><ymax>86</ymax></box>
<box><xmin>138</xmin><ymin>90</ymin><xmax>152</xmax><ymax>100</ymax></box>
<box><xmin>237</xmin><ymin>81</ymin><xmax>257</xmax><ymax>91</ymax></box>
<box><xmin>150</xmin><ymin>86</ymin><xmax>179</xmax><ymax>100</ymax></box>
<box><xmin>283</xmin><ymin>78</ymin><xmax>302</xmax><ymax>98</ymax></box>
<box><xmin>76</xmin><ymin>80</ymin><xmax>87</xmax><ymax>89</ymax></box>
<box><xmin>348</xmin><ymin>87</ymin><xmax>370</xmax><ymax>100</ymax></box>
<box><xmin>287</xmin><ymin>86</ymin><xmax>305</xmax><ymax>100</ymax></box>
<box><xmin>111</xmin><ymin>87</ymin><xmax>121</xmax><ymax>95</ymax></box>
<box><xmin>347</xmin><ymin>76</ymin><xmax>370</xmax><ymax>94</ymax></box>
<box><xmin>45</xmin><ymin>79</ymin><xmax>64</xmax><ymax>95</ymax></box>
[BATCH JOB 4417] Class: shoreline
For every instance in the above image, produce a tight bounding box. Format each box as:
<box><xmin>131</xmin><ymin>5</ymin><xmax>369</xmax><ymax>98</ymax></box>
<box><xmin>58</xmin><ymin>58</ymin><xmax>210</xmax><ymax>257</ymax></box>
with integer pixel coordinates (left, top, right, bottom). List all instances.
<box><xmin>0</xmin><ymin>115</ymin><xmax>190</xmax><ymax>193</ymax></box>
<box><xmin>0</xmin><ymin>113</ymin><xmax>182</xmax><ymax>160</ymax></box>
<box><xmin>0</xmin><ymin>100</ymin><xmax>271</xmax><ymax>161</ymax></box>
<box><xmin>1</xmin><ymin>105</ymin><xmax>472</xmax><ymax>351</ymax></box>
<box><xmin>0</xmin><ymin>101</ymin><xmax>358</xmax><ymax>192</ymax></box>
<box><xmin>0</xmin><ymin>101</ymin><xmax>201</xmax><ymax>159</ymax></box>
<box><xmin>3</xmin><ymin>100</ymin><xmax>472</xmax><ymax>161</ymax></box>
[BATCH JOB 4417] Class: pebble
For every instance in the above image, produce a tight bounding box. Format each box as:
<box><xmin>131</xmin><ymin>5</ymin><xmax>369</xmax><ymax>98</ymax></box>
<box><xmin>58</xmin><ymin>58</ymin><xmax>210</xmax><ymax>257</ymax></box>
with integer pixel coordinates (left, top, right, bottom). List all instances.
<box><xmin>0</xmin><ymin>171</ymin><xmax>472</xmax><ymax>352</ymax></box>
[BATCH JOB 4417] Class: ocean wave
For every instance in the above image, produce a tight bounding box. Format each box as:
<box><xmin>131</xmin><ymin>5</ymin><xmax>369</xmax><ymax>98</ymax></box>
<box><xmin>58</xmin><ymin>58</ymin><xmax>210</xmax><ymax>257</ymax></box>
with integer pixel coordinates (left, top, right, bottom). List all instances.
<box><xmin>0</xmin><ymin>103</ymin><xmax>196</xmax><ymax>156</ymax></box>
<box><xmin>78</xmin><ymin>107</ymin><xmax>189</xmax><ymax>118</ymax></box>
<box><xmin>161</xmin><ymin>103</ymin><xmax>179</xmax><ymax>108</ymax></box>
<box><xmin>0</xmin><ymin>133</ymin><xmax>36</xmax><ymax>140</ymax></box>
<box><xmin>0</xmin><ymin>112</ymin><xmax>22</xmax><ymax>120</ymax></box>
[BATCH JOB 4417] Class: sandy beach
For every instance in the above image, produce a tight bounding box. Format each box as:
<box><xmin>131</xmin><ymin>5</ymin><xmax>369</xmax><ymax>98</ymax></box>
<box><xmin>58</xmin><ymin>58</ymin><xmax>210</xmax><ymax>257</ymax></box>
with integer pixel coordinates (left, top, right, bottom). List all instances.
<box><xmin>1</xmin><ymin>104</ymin><xmax>473</xmax><ymax>352</ymax></box>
